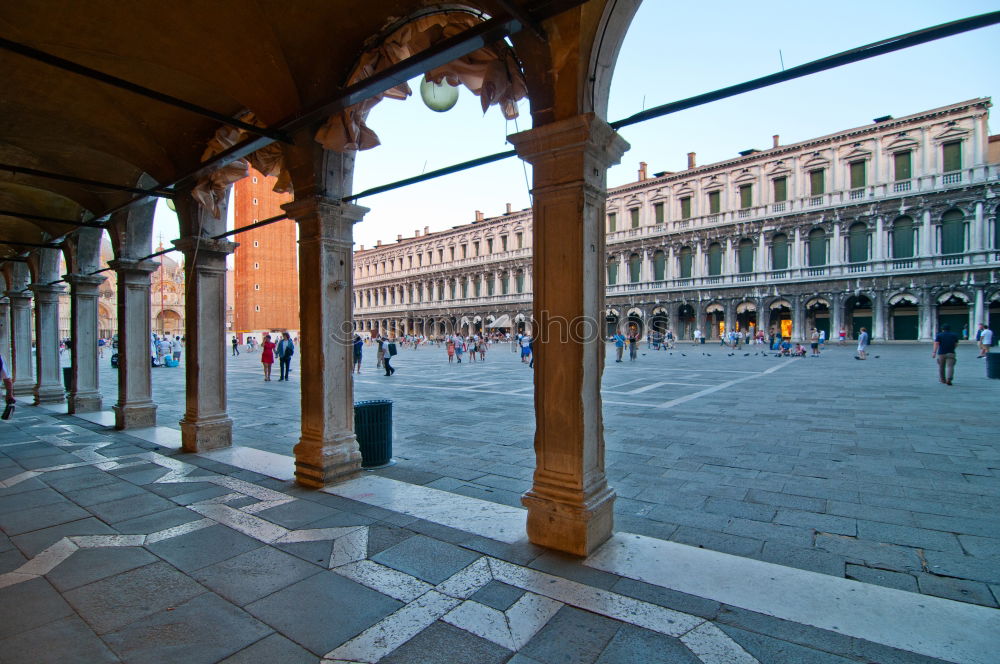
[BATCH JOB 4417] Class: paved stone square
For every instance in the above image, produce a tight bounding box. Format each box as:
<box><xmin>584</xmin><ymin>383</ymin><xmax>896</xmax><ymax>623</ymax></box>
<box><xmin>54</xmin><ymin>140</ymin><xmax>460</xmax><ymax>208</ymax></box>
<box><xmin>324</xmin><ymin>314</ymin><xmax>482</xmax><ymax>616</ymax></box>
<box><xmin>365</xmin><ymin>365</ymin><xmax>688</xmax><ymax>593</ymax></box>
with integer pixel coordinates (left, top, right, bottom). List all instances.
<box><xmin>91</xmin><ymin>339</ymin><xmax>1000</xmax><ymax>610</ymax></box>
<box><xmin>1</xmin><ymin>411</ymin><xmax>996</xmax><ymax>663</ymax></box>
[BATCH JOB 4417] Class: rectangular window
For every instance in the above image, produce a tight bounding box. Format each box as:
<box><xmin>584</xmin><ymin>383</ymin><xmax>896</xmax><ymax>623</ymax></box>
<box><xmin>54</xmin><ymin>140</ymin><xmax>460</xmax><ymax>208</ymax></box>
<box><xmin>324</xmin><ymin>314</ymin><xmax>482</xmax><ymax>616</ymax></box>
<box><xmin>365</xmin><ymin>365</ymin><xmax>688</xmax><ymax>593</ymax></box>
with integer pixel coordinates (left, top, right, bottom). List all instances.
<box><xmin>608</xmin><ymin>212</ymin><xmax>617</xmax><ymax>233</ymax></box>
<box><xmin>449</xmin><ymin>247</ymin><xmax>455</xmax><ymax>261</ymax></box>
<box><xmin>942</xmin><ymin>141</ymin><xmax>961</xmax><ymax>172</ymax></box>
<box><xmin>849</xmin><ymin>161</ymin><xmax>866</xmax><ymax>189</ymax></box>
<box><xmin>607</xmin><ymin>262</ymin><xmax>618</xmax><ymax>285</ymax></box>
<box><xmin>487</xmin><ymin>278</ymin><xmax>494</xmax><ymax>296</ymax></box>
<box><xmin>461</xmin><ymin>281</ymin><xmax>468</xmax><ymax>298</ymax></box>
<box><xmin>630</xmin><ymin>208</ymin><xmax>640</xmax><ymax>228</ymax></box>
<box><xmin>486</xmin><ymin>238</ymin><xmax>493</xmax><ymax>254</ymax></box>
<box><xmin>893</xmin><ymin>151</ymin><xmax>911</xmax><ymax>181</ymax></box>
<box><xmin>437</xmin><ymin>249</ymin><xmax>442</xmax><ymax>263</ymax></box>
<box><xmin>501</xmin><ymin>235</ymin><xmax>508</xmax><ymax>251</ymax></box>
<box><xmin>515</xmin><ymin>232</ymin><xmax>523</xmax><ymax>249</ymax></box>
<box><xmin>739</xmin><ymin>184</ymin><xmax>752</xmax><ymax>209</ymax></box>
<box><xmin>654</xmin><ymin>202</ymin><xmax>664</xmax><ymax>224</ymax></box>
<box><xmin>417</xmin><ymin>254</ymin><xmax>422</xmax><ymax>266</ymax></box>
<box><xmin>809</xmin><ymin>169</ymin><xmax>825</xmax><ymax>196</ymax></box>
<box><xmin>472</xmin><ymin>242</ymin><xmax>479</xmax><ymax>257</ymax></box>
<box><xmin>773</xmin><ymin>177</ymin><xmax>787</xmax><ymax>202</ymax></box>
<box><xmin>501</xmin><ymin>275</ymin><xmax>509</xmax><ymax>294</ymax></box>
<box><xmin>516</xmin><ymin>273</ymin><xmax>525</xmax><ymax>293</ymax></box>
<box><xmin>407</xmin><ymin>256</ymin><xmax>413</xmax><ymax>268</ymax></box>
<box><xmin>708</xmin><ymin>191</ymin><xmax>720</xmax><ymax>214</ymax></box>
<box><xmin>461</xmin><ymin>245</ymin><xmax>468</xmax><ymax>259</ymax></box>
<box><xmin>680</xmin><ymin>197</ymin><xmax>691</xmax><ymax>219</ymax></box>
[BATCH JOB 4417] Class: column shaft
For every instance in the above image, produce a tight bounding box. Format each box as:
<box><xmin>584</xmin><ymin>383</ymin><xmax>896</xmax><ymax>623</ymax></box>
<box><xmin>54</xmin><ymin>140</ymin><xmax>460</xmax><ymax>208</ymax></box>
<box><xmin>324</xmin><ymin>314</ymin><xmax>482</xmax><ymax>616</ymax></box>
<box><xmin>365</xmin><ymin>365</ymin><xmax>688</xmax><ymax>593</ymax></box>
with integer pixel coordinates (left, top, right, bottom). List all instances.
<box><xmin>509</xmin><ymin>114</ymin><xmax>628</xmax><ymax>556</ymax></box>
<box><xmin>110</xmin><ymin>260</ymin><xmax>158</xmax><ymax>429</ymax></box>
<box><xmin>30</xmin><ymin>284</ymin><xmax>65</xmax><ymax>404</ymax></box>
<box><xmin>6</xmin><ymin>293</ymin><xmax>34</xmax><ymax>396</ymax></box>
<box><xmin>65</xmin><ymin>275</ymin><xmax>106</xmax><ymax>413</ymax></box>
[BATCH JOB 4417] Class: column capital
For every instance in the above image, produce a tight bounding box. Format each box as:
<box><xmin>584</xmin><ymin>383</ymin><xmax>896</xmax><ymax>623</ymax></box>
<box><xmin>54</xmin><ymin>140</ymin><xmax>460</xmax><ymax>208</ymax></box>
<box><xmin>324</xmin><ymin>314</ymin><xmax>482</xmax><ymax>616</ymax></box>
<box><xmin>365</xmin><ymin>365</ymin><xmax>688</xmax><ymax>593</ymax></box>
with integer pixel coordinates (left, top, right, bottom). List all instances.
<box><xmin>172</xmin><ymin>236</ymin><xmax>237</xmax><ymax>260</ymax></box>
<box><xmin>508</xmin><ymin>114</ymin><xmax>629</xmax><ymax>175</ymax></box>
<box><xmin>282</xmin><ymin>196</ymin><xmax>369</xmax><ymax>226</ymax></box>
<box><xmin>63</xmin><ymin>273</ymin><xmax>107</xmax><ymax>289</ymax></box>
<box><xmin>108</xmin><ymin>258</ymin><xmax>158</xmax><ymax>275</ymax></box>
<box><xmin>4</xmin><ymin>289</ymin><xmax>32</xmax><ymax>302</ymax></box>
<box><xmin>28</xmin><ymin>283</ymin><xmax>65</xmax><ymax>301</ymax></box>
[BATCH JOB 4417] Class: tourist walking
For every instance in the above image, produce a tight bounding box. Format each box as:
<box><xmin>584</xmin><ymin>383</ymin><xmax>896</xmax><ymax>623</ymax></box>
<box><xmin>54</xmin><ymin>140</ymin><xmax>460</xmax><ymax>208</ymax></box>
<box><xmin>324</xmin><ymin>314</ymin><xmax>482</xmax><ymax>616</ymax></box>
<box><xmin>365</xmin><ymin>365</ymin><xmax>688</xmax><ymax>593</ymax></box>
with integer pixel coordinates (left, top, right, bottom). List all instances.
<box><xmin>976</xmin><ymin>323</ymin><xmax>993</xmax><ymax>358</ymax></box>
<box><xmin>810</xmin><ymin>328</ymin><xmax>820</xmax><ymax>356</ymax></box>
<box><xmin>520</xmin><ymin>334</ymin><xmax>531</xmax><ymax>363</ymax></box>
<box><xmin>353</xmin><ymin>334</ymin><xmax>363</xmax><ymax>373</ymax></box>
<box><xmin>171</xmin><ymin>336</ymin><xmax>183</xmax><ymax>362</ymax></box>
<box><xmin>933</xmin><ymin>323</ymin><xmax>959</xmax><ymax>385</ymax></box>
<box><xmin>260</xmin><ymin>334</ymin><xmax>275</xmax><ymax>381</ymax></box>
<box><xmin>855</xmin><ymin>327</ymin><xmax>869</xmax><ymax>360</ymax></box>
<box><xmin>446</xmin><ymin>336</ymin><xmax>455</xmax><ymax>363</ymax></box>
<box><xmin>376</xmin><ymin>336</ymin><xmax>385</xmax><ymax>369</ymax></box>
<box><xmin>382</xmin><ymin>338</ymin><xmax>396</xmax><ymax>376</ymax></box>
<box><xmin>613</xmin><ymin>331</ymin><xmax>625</xmax><ymax>362</ymax></box>
<box><xmin>231</xmin><ymin>336</ymin><xmax>240</xmax><ymax>356</ymax></box>
<box><xmin>455</xmin><ymin>336</ymin><xmax>465</xmax><ymax>363</ymax></box>
<box><xmin>628</xmin><ymin>331</ymin><xmax>639</xmax><ymax>361</ymax></box>
<box><xmin>0</xmin><ymin>350</ymin><xmax>15</xmax><ymax>419</ymax></box>
<box><xmin>276</xmin><ymin>332</ymin><xmax>294</xmax><ymax>381</ymax></box>
<box><xmin>838</xmin><ymin>327</ymin><xmax>847</xmax><ymax>345</ymax></box>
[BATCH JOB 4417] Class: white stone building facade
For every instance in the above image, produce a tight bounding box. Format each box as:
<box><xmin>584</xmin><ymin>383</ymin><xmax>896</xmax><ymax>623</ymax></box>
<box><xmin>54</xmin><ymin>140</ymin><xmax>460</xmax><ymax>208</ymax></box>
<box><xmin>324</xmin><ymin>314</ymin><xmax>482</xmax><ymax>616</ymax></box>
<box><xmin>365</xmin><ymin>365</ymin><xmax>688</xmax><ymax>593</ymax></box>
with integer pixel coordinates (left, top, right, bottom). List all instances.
<box><xmin>354</xmin><ymin>98</ymin><xmax>1000</xmax><ymax>342</ymax></box>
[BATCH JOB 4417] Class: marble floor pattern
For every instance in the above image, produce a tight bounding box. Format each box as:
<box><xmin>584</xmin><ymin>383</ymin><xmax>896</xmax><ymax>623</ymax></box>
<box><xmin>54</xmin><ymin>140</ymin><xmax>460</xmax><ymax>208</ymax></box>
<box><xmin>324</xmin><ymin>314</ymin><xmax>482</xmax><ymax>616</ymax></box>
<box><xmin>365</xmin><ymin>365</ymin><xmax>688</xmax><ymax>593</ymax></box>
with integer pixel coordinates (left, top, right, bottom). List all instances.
<box><xmin>0</xmin><ymin>412</ymin><xmax>995</xmax><ymax>663</ymax></box>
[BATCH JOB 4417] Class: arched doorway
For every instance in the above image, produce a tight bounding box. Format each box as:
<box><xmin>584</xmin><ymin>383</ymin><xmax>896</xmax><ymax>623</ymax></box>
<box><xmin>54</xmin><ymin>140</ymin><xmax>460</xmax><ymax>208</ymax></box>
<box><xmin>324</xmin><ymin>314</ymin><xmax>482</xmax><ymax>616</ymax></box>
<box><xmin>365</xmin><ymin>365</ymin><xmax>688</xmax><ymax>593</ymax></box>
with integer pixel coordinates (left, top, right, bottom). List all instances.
<box><xmin>155</xmin><ymin>309</ymin><xmax>182</xmax><ymax>337</ymax></box>
<box><xmin>677</xmin><ymin>304</ymin><xmax>695</xmax><ymax>339</ymax></box>
<box><xmin>769</xmin><ymin>299</ymin><xmax>792</xmax><ymax>339</ymax></box>
<box><xmin>805</xmin><ymin>297</ymin><xmax>831</xmax><ymax>338</ymax></box>
<box><xmin>937</xmin><ymin>293</ymin><xmax>970</xmax><ymax>338</ymax></box>
<box><xmin>888</xmin><ymin>293</ymin><xmax>919</xmax><ymax>340</ymax></box>
<box><xmin>735</xmin><ymin>300</ymin><xmax>757</xmax><ymax>335</ymax></box>
<box><xmin>625</xmin><ymin>308</ymin><xmax>643</xmax><ymax>338</ymax></box>
<box><xmin>705</xmin><ymin>302</ymin><xmax>724</xmax><ymax>339</ymax></box>
<box><xmin>649</xmin><ymin>307</ymin><xmax>669</xmax><ymax>334</ymax></box>
<box><xmin>605</xmin><ymin>309</ymin><xmax>620</xmax><ymax>338</ymax></box>
<box><xmin>845</xmin><ymin>295</ymin><xmax>873</xmax><ymax>339</ymax></box>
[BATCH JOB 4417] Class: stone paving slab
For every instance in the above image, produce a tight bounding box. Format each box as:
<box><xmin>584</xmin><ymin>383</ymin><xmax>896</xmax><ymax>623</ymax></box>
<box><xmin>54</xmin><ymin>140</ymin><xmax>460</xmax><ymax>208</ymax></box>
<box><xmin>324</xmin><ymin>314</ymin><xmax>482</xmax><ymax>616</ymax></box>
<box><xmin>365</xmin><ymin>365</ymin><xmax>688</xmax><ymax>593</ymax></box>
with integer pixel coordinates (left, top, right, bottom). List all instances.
<box><xmin>1</xmin><ymin>411</ymin><xmax>986</xmax><ymax>663</ymax></box>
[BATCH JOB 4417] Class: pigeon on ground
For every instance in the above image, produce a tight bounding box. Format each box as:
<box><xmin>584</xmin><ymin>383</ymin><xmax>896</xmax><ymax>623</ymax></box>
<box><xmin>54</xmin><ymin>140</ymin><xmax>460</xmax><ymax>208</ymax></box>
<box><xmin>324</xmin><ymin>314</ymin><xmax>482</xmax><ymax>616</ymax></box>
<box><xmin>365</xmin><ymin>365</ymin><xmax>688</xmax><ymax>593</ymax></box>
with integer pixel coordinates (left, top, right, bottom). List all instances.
<box><xmin>681</xmin><ymin>353</ymin><xmax>686</xmax><ymax>356</ymax></box>
<box><xmin>744</xmin><ymin>353</ymin><xmax>750</xmax><ymax>356</ymax></box>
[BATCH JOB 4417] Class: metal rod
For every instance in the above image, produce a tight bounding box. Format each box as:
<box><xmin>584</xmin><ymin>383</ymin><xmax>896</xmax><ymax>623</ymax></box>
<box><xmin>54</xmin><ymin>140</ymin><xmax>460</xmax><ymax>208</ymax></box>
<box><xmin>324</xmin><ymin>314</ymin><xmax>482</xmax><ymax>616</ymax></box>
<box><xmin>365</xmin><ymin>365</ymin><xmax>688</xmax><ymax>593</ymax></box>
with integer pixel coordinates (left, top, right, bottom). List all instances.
<box><xmin>0</xmin><ymin>163</ymin><xmax>174</xmax><ymax>199</ymax></box>
<box><xmin>0</xmin><ymin>209</ymin><xmax>106</xmax><ymax>229</ymax></box>
<box><xmin>0</xmin><ymin>37</ymin><xmax>290</xmax><ymax>144</ymax></box>
<box><xmin>0</xmin><ymin>239</ymin><xmax>62</xmax><ymax>249</ymax></box>
<box><xmin>211</xmin><ymin>213</ymin><xmax>290</xmax><ymax>240</ymax></box>
<box><xmin>344</xmin><ymin>150</ymin><xmax>516</xmax><ymax>202</ymax></box>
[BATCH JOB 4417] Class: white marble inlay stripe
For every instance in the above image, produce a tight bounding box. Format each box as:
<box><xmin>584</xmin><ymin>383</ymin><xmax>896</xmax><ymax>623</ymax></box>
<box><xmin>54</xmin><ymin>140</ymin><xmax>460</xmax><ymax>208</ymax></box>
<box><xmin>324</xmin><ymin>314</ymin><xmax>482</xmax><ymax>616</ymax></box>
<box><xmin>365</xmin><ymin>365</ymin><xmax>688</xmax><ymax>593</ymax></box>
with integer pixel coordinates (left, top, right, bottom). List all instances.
<box><xmin>0</xmin><ymin>572</ymin><xmax>37</xmax><ymax>590</ymax></box>
<box><xmin>17</xmin><ymin>538</ymin><xmax>79</xmax><ymax>576</ymax></box>
<box><xmin>333</xmin><ymin>560</ymin><xmax>433</xmax><ymax>602</ymax></box>
<box><xmin>0</xmin><ymin>470</ymin><xmax>40</xmax><ymax>488</ymax></box>
<box><xmin>680</xmin><ymin>622</ymin><xmax>758</xmax><ymax>664</ymax></box>
<box><xmin>70</xmin><ymin>535</ymin><xmax>146</xmax><ymax>548</ymax></box>
<box><xmin>189</xmin><ymin>503</ymin><xmax>288</xmax><ymax>543</ymax></box>
<box><xmin>443</xmin><ymin>600</ymin><xmax>519</xmax><ymax>650</ymax></box>
<box><xmin>145</xmin><ymin>518</ymin><xmax>216</xmax><ymax>544</ymax></box>
<box><xmin>275</xmin><ymin>526</ymin><xmax>364</xmax><ymax>545</ymax></box>
<box><xmin>125</xmin><ymin>426</ymin><xmax>182</xmax><ymax>448</ymax></box>
<box><xmin>585</xmin><ymin>533</ymin><xmax>1000</xmax><ymax>664</ymax></box>
<box><xmin>435</xmin><ymin>557</ymin><xmax>493</xmax><ymax>599</ymax></box>
<box><xmin>329</xmin><ymin>527</ymin><xmax>368</xmax><ymax>568</ymax></box>
<box><xmin>489</xmin><ymin>558</ymin><xmax>703</xmax><ymax>638</ymax></box>
<box><xmin>74</xmin><ymin>410</ymin><xmax>116</xmax><ymax>426</ymax></box>
<box><xmin>198</xmin><ymin>446</ymin><xmax>296</xmax><ymax>481</ymax></box>
<box><xmin>656</xmin><ymin>361</ymin><xmax>793</xmax><ymax>409</ymax></box>
<box><xmin>322</xmin><ymin>590</ymin><xmax>461</xmax><ymax>664</ymax></box>
<box><xmin>503</xmin><ymin>592</ymin><xmax>564</xmax><ymax>650</ymax></box>
<box><xmin>323</xmin><ymin>475</ymin><xmax>527</xmax><ymax>544</ymax></box>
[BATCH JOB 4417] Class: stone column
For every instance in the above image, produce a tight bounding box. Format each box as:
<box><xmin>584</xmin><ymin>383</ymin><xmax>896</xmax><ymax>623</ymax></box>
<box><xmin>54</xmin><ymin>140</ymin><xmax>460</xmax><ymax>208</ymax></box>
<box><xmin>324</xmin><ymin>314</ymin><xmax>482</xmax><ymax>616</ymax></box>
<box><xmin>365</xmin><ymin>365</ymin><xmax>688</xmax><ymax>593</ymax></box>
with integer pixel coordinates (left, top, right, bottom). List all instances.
<box><xmin>174</xmin><ymin>236</ymin><xmax>237</xmax><ymax>452</ymax></box>
<box><xmin>284</xmin><ymin>196</ymin><xmax>367</xmax><ymax>487</ymax></box>
<box><xmin>0</xmin><ymin>297</ymin><xmax>9</xmax><ymax>371</ymax></box>
<box><xmin>724</xmin><ymin>300</ymin><xmax>735</xmax><ymax>334</ymax></box>
<box><xmin>110</xmin><ymin>259</ymin><xmax>158</xmax><ymax>429</ymax></box>
<box><xmin>509</xmin><ymin>114</ymin><xmax>628</xmax><ymax>556</ymax></box>
<box><xmin>65</xmin><ymin>274</ymin><xmax>106</xmax><ymax>413</ymax></box>
<box><xmin>792</xmin><ymin>228</ymin><xmax>802</xmax><ymax>269</ymax></box>
<box><xmin>918</xmin><ymin>289</ymin><xmax>934</xmax><ymax>341</ymax></box>
<box><xmin>30</xmin><ymin>284</ymin><xmax>66</xmax><ymax>404</ymax></box>
<box><xmin>874</xmin><ymin>216</ymin><xmax>885</xmax><ymax>262</ymax></box>
<box><xmin>790</xmin><ymin>294</ymin><xmax>804</xmax><ymax>342</ymax></box>
<box><xmin>973</xmin><ymin>287</ymin><xmax>985</xmax><ymax>327</ymax></box>
<box><xmin>6</xmin><ymin>290</ymin><xmax>33</xmax><ymax>396</ymax></box>
<box><xmin>873</xmin><ymin>291</ymin><xmax>887</xmax><ymax>341</ymax></box>
<box><xmin>831</xmin><ymin>294</ymin><xmax>844</xmax><ymax>338</ymax></box>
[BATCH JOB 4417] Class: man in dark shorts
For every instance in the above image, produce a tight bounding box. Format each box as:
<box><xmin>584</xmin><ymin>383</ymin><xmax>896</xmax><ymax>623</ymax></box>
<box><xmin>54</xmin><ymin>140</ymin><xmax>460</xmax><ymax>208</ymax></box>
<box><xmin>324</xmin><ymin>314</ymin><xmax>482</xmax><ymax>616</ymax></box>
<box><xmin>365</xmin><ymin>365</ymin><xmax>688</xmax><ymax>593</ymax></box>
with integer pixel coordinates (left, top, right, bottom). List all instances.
<box><xmin>932</xmin><ymin>323</ymin><xmax>959</xmax><ymax>385</ymax></box>
<box><xmin>810</xmin><ymin>328</ymin><xmax>820</xmax><ymax>356</ymax></box>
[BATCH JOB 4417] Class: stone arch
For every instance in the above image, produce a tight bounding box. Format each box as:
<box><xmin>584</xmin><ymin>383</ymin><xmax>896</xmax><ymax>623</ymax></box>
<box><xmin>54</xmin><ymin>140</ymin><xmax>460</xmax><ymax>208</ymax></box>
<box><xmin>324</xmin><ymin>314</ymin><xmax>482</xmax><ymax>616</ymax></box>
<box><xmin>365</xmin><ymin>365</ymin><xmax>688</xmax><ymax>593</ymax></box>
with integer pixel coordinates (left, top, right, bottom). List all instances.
<box><xmin>887</xmin><ymin>292</ymin><xmax>920</xmax><ymax>340</ymax></box>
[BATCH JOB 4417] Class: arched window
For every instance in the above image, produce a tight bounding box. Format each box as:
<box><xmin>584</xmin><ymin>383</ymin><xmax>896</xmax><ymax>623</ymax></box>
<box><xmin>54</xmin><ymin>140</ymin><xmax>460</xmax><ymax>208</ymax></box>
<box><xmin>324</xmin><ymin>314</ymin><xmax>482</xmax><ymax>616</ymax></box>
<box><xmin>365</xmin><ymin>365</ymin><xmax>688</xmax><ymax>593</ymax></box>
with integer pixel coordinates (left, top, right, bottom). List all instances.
<box><xmin>707</xmin><ymin>242</ymin><xmax>722</xmax><ymax>276</ymax></box>
<box><xmin>628</xmin><ymin>253</ymin><xmax>641</xmax><ymax>283</ymax></box>
<box><xmin>848</xmin><ymin>222</ymin><xmax>868</xmax><ymax>263</ymax></box>
<box><xmin>941</xmin><ymin>209</ymin><xmax>965</xmax><ymax>255</ymax></box>
<box><xmin>461</xmin><ymin>279</ymin><xmax>469</xmax><ymax>299</ymax></box>
<box><xmin>678</xmin><ymin>246</ymin><xmax>692</xmax><ymax>279</ymax></box>
<box><xmin>607</xmin><ymin>256</ymin><xmax>618</xmax><ymax>285</ymax></box>
<box><xmin>515</xmin><ymin>270</ymin><xmax>525</xmax><ymax>293</ymax></box>
<box><xmin>500</xmin><ymin>272</ymin><xmax>509</xmax><ymax>295</ymax></box>
<box><xmin>653</xmin><ymin>250</ymin><xmax>666</xmax><ymax>281</ymax></box>
<box><xmin>808</xmin><ymin>228</ymin><xmax>827</xmax><ymax>266</ymax></box>
<box><xmin>738</xmin><ymin>239</ymin><xmax>754</xmax><ymax>273</ymax></box>
<box><xmin>771</xmin><ymin>234</ymin><xmax>788</xmax><ymax>270</ymax></box>
<box><xmin>891</xmin><ymin>216</ymin><xmax>914</xmax><ymax>258</ymax></box>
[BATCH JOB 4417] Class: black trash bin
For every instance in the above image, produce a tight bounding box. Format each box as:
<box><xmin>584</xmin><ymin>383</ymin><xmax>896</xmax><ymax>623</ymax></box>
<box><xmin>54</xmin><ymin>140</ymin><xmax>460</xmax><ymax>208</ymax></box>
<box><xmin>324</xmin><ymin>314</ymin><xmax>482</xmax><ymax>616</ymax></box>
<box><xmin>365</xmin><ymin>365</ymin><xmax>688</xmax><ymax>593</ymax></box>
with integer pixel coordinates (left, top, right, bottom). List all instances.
<box><xmin>354</xmin><ymin>400</ymin><xmax>393</xmax><ymax>468</ymax></box>
<box><xmin>986</xmin><ymin>353</ymin><xmax>1000</xmax><ymax>379</ymax></box>
<box><xmin>62</xmin><ymin>367</ymin><xmax>72</xmax><ymax>390</ymax></box>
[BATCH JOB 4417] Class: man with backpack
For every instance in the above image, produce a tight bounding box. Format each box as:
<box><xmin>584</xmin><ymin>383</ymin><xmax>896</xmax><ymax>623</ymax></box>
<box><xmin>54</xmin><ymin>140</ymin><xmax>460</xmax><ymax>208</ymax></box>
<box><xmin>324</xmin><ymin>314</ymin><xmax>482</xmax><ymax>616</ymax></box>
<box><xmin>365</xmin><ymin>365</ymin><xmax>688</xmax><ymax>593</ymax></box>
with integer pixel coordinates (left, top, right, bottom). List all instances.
<box><xmin>276</xmin><ymin>332</ymin><xmax>295</xmax><ymax>381</ymax></box>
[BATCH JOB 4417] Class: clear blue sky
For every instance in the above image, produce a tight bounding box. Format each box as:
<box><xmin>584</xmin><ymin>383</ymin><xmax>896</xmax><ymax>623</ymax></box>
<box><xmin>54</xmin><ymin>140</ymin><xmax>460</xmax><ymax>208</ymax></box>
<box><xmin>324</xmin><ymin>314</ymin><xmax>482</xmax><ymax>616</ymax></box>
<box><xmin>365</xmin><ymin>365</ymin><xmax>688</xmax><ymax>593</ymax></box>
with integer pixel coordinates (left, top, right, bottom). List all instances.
<box><xmin>153</xmin><ymin>1</ymin><xmax>999</xmax><ymax>252</ymax></box>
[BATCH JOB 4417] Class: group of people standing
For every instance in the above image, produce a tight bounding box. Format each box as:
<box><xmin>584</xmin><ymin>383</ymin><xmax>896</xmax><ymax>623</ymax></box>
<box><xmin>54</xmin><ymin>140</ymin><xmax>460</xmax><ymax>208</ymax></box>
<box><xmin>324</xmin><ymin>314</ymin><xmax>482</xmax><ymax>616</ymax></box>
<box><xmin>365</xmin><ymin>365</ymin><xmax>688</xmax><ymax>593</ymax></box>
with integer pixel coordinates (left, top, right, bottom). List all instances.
<box><xmin>151</xmin><ymin>334</ymin><xmax>182</xmax><ymax>367</ymax></box>
<box><xmin>444</xmin><ymin>334</ymin><xmax>490</xmax><ymax>364</ymax></box>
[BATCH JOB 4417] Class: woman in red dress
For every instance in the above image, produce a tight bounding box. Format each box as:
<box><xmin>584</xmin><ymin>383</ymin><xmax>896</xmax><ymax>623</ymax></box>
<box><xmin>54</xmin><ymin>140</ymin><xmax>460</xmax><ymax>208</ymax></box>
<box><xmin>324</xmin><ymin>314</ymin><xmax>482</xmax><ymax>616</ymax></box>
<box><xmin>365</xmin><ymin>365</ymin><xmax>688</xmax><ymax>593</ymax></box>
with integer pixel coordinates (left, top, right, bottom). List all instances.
<box><xmin>261</xmin><ymin>334</ymin><xmax>276</xmax><ymax>381</ymax></box>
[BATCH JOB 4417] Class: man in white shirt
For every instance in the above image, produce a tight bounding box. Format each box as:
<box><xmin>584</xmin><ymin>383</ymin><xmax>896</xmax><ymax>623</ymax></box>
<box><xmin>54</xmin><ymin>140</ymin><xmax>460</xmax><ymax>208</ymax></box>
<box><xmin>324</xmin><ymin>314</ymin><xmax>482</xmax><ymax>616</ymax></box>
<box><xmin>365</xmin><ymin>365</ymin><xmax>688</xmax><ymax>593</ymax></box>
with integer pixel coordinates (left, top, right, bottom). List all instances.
<box><xmin>977</xmin><ymin>324</ymin><xmax>993</xmax><ymax>358</ymax></box>
<box><xmin>171</xmin><ymin>336</ymin><xmax>183</xmax><ymax>362</ymax></box>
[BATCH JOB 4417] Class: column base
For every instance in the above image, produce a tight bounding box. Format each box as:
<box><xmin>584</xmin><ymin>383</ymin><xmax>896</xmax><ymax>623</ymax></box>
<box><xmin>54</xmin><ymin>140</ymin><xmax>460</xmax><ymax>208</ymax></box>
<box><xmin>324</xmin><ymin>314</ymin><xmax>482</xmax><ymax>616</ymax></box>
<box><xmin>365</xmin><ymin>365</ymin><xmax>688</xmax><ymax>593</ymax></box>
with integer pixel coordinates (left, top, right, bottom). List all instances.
<box><xmin>113</xmin><ymin>402</ymin><xmax>157</xmax><ymax>430</ymax></box>
<box><xmin>13</xmin><ymin>380</ymin><xmax>34</xmax><ymax>398</ymax></box>
<box><xmin>34</xmin><ymin>385</ymin><xmax>66</xmax><ymax>405</ymax></box>
<box><xmin>180</xmin><ymin>416</ymin><xmax>233</xmax><ymax>453</ymax></box>
<box><xmin>522</xmin><ymin>485</ymin><xmax>616</xmax><ymax>557</ymax></box>
<box><xmin>67</xmin><ymin>393</ymin><xmax>102</xmax><ymax>414</ymax></box>
<box><xmin>293</xmin><ymin>432</ymin><xmax>362</xmax><ymax>488</ymax></box>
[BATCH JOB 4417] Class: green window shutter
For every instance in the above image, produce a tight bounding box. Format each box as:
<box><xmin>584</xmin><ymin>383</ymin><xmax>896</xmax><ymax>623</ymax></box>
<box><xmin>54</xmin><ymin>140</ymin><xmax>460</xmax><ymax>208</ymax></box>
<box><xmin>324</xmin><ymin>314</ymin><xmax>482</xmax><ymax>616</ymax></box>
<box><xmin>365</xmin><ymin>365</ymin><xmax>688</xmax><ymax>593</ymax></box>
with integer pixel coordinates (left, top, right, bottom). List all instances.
<box><xmin>461</xmin><ymin>281</ymin><xmax>468</xmax><ymax>298</ymax></box>
<box><xmin>738</xmin><ymin>240</ymin><xmax>754</xmax><ymax>273</ymax></box>
<box><xmin>607</xmin><ymin>261</ymin><xmax>618</xmax><ymax>285</ymax></box>
<box><xmin>893</xmin><ymin>151</ymin><xmax>911</xmax><ymax>181</ymax></box>
<box><xmin>679</xmin><ymin>248</ymin><xmax>692</xmax><ymax>278</ymax></box>
<box><xmin>995</xmin><ymin>214</ymin><xmax>1000</xmax><ymax>250</ymax></box>
<box><xmin>654</xmin><ymin>202</ymin><xmax>664</xmax><ymax>224</ymax></box>
<box><xmin>850</xmin><ymin>161</ymin><xmax>866</xmax><ymax>189</ymax></box>
<box><xmin>608</xmin><ymin>213</ymin><xmax>616</xmax><ymax>232</ymax></box>
<box><xmin>810</xmin><ymin>170</ymin><xmax>825</xmax><ymax>195</ymax></box>
<box><xmin>848</xmin><ymin>223</ymin><xmax>868</xmax><ymax>263</ymax></box>
<box><xmin>808</xmin><ymin>230</ymin><xmax>827</xmax><ymax>266</ymax></box>
<box><xmin>941</xmin><ymin>210</ymin><xmax>964</xmax><ymax>254</ymax></box>
<box><xmin>708</xmin><ymin>244</ymin><xmax>722</xmax><ymax>275</ymax></box>
<box><xmin>680</xmin><ymin>197</ymin><xmax>691</xmax><ymax>219</ymax></box>
<box><xmin>739</xmin><ymin>184</ymin><xmax>752</xmax><ymax>209</ymax></box>
<box><xmin>629</xmin><ymin>254</ymin><xmax>641</xmax><ymax>282</ymax></box>
<box><xmin>773</xmin><ymin>177</ymin><xmax>787</xmax><ymax>202</ymax></box>
<box><xmin>653</xmin><ymin>252</ymin><xmax>665</xmax><ymax>280</ymax></box>
<box><xmin>892</xmin><ymin>217</ymin><xmax>914</xmax><ymax>258</ymax></box>
<box><xmin>943</xmin><ymin>142</ymin><xmax>961</xmax><ymax>172</ymax></box>
<box><xmin>708</xmin><ymin>191</ymin><xmax>720</xmax><ymax>214</ymax></box>
<box><xmin>771</xmin><ymin>235</ymin><xmax>788</xmax><ymax>270</ymax></box>
<box><xmin>516</xmin><ymin>273</ymin><xmax>525</xmax><ymax>293</ymax></box>
<box><xmin>501</xmin><ymin>276</ymin><xmax>509</xmax><ymax>294</ymax></box>
<box><xmin>630</xmin><ymin>208</ymin><xmax>640</xmax><ymax>228</ymax></box>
